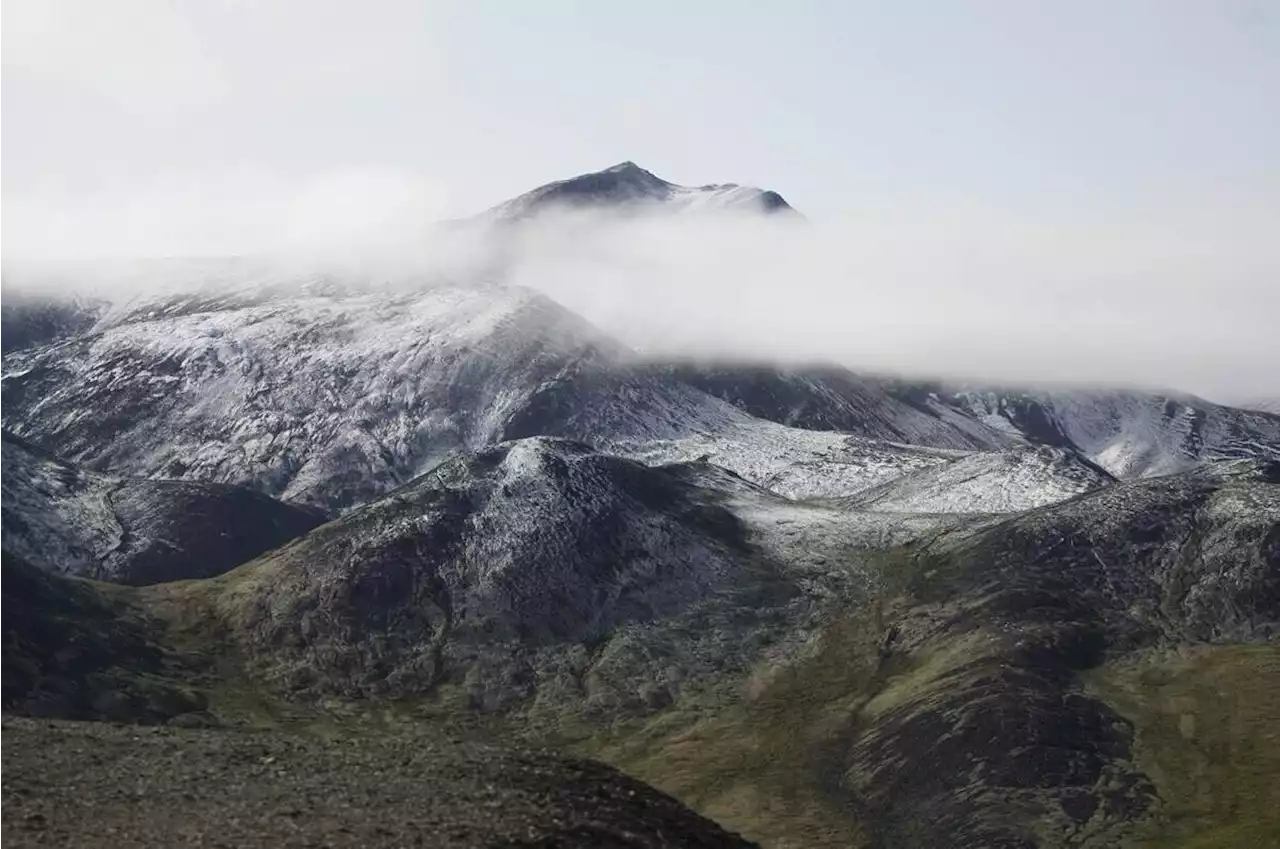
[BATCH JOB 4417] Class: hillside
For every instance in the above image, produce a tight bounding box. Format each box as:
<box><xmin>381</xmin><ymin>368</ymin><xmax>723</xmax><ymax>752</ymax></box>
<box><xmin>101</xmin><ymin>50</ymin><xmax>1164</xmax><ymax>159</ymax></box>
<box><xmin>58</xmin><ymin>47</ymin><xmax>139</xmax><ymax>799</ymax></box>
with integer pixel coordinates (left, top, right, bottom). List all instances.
<box><xmin>1</xmin><ymin>717</ymin><xmax>757</xmax><ymax>849</ymax></box>
<box><xmin>2</xmin><ymin>161</ymin><xmax>1278</xmax><ymax>849</ymax></box>
<box><xmin>1</xmin><ymin>430</ymin><xmax>325</xmax><ymax>584</ymax></box>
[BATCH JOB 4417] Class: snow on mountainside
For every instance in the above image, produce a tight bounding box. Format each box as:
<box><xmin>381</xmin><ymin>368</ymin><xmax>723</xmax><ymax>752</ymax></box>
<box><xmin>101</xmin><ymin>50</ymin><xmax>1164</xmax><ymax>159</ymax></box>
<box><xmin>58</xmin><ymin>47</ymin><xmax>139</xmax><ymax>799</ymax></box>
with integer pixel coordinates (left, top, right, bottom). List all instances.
<box><xmin>610</xmin><ymin>424</ymin><xmax>962</xmax><ymax>501</ymax></box>
<box><xmin>3</xmin><ymin>161</ymin><xmax>1276</xmax><ymax>521</ymax></box>
<box><xmin>1237</xmin><ymin>397</ymin><xmax>1280</xmax><ymax>416</ymax></box>
<box><xmin>948</xmin><ymin>388</ymin><xmax>1280</xmax><ymax>478</ymax></box>
<box><xmin>656</xmin><ymin>362</ymin><xmax>1012</xmax><ymax>451</ymax></box>
<box><xmin>0</xmin><ymin>280</ymin><xmax>752</xmax><ymax>510</ymax></box>
<box><xmin>480</xmin><ymin>161</ymin><xmax>795</xmax><ymax>221</ymax></box>
<box><xmin>6</xmin><ymin>275</ymin><xmax>1273</xmax><ymax>515</ymax></box>
<box><xmin>0</xmin><ymin>430</ymin><xmax>324</xmax><ymax>584</ymax></box>
<box><xmin>844</xmin><ymin>444</ymin><xmax>1114</xmax><ymax>514</ymax></box>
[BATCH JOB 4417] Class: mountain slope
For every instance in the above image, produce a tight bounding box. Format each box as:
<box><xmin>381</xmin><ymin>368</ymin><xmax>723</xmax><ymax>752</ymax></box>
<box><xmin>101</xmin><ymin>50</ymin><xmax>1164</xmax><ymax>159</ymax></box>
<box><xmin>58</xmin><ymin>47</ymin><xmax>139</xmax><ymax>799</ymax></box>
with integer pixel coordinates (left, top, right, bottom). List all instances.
<box><xmin>4</xmin><ymin>440</ymin><xmax>1276</xmax><ymax>847</ymax></box>
<box><xmin>655</xmin><ymin>361</ymin><xmax>1012</xmax><ymax>451</ymax></box>
<box><xmin>651</xmin><ymin>362</ymin><xmax>1280</xmax><ymax>479</ymax></box>
<box><xmin>842</xmin><ymin>460</ymin><xmax>1279</xmax><ymax>847</ymax></box>
<box><xmin>1</xmin><ymin>281</ymin><xmax>752</xmax><ymax>509</ymax></box>
<box><xmin>1</xmin><ymin>552</ymin><xmax>207</xmax><ymax>721</ymax></box>
<box><xmin>1</xmin><ymin>431</ymin><xmax>325</xmax><ymax>585</ymax></box>
<box><xmin>1</xmin><ymin>717</ymin><xmax>759</xmax><ymax>849</ymax></box>
<box><xmin>844</xmin><ymin>444</ymin><xmax>1115</xmax><ymax>514</ymax></box>
<box><xmin>0</xmin><ymin>290</ymin><xmax>106</xmax><ymax>354</ymax></box>
<box><xmin>3</xmin><ymin>276</ymin><xmax>1078</xmax><ymax>511</ymax></box>
<box><xmin>946</xmin><ymin>388</ymin><xmax>1280</xmax><ymax>478</ymax></box>
<box><xmin>185</xmin><ymin>437</ymin><xmax>785</xmax><ymax>707</ymax></box>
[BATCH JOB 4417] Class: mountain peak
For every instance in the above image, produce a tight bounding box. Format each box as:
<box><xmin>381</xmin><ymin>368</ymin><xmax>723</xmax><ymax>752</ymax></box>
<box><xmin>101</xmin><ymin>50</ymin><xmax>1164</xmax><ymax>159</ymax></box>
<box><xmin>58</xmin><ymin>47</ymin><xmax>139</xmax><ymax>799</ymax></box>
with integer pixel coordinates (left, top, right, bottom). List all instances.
<box><xmin>482</xmin><ymin>163</ymin><xmax>796</xmax><ymax>220</ymax></box>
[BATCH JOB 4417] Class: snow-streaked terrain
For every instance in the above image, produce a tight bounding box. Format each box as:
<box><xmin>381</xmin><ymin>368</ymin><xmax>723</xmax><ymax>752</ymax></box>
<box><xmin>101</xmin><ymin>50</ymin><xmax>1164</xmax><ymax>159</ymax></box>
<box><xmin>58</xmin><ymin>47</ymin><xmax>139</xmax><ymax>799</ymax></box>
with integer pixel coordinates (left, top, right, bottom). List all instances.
<box><xmin>843</xmin><ymin>444</ymin><xmax>1113</xmax><ymax>514</ymax></box>
<box><xmin>611</xmin><ymin>423</ymin><xmax>961</xmax><ymax>500</ymax></box>
<box><xmin>656</xmin><ymin>363</ymin><xmax>1013</xmax><ymax>451</ymax></box>
<box><xmin>2</xmin><ymin>280</ymin><xmax>747</xmax><ymax>508</ymax></box>
<box><xmin>951</xmin><ymin>389</ymin><xmax>1280</xmax><ymax>478</ymax></box>
<box><xmin>3</xmin><ymin>161</ymin><xmax>1278</xmax><ymax>525</ymax></box>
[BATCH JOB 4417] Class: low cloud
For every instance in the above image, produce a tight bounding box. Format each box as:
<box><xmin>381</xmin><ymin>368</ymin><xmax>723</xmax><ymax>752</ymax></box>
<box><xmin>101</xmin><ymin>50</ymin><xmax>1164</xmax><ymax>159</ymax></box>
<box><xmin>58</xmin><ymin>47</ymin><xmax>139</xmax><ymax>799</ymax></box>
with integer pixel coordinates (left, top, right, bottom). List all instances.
<box><xmin>3</xmin><ymin>175</ymin><xmax>1276</xmax><ymax>403</ymax></box>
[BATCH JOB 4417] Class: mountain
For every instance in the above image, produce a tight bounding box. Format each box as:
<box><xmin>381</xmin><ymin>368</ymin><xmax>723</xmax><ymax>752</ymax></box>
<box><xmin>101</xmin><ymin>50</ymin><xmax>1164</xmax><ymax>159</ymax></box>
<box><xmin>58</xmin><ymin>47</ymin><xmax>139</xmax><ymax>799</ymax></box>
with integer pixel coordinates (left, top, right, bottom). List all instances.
<box><xmin>5</xmin><ymin>440</ymin><xmax>1275</xmax><ymax>847</ymax></box>
<box><xmin>188</xmin><ymin>437</ymin><xmax>795</xmax><ymax>708</ymax></box>
<box><xmin>3</xmin><ymin>162</ymin><xmax>1279</xmax><ymax>849</ymax></box>
<box><xmin>661</xmin><ymin>360</ymin><xmax>1280</xmax><ymax>480</ymax></box>
<box><xmin>844</xmin><ymin>443</ymin><xmax>1114</xmax><ymax>514</ymax></box>
<box><xmin>842</xmin><ymin>459</ymin><xmax>1280</xmax><ymax>847</ymax></box>
<box><xmin>654</xmin><ymin>361</ymin><xmax>1011</xmax><ymax>451</ymax></box>
<box><xmin>1</xmin><ymin>430</ymin><xmax>325</xmax><ymax>584</ymax></box>
<box><xmin>0</xmin><ymin>280</ymin><xmax>753</xmax><ymax>510</ymax></box>
<box><xmin>942</xmin><ymin>387</ymin><xmax>1280</xmax><ymax>478</ymax></box>
<box><xmin>2</xmin><ymin>278</ymin><xmax>1095</xmax><ymax>512</ymax></box>
<box><xmin>1234</xmin><ymin>396</ymin><xmax>1280</xmax><ymax>416</ymax></box>
<box><xmin>481</xmin><ymin>161</ymin><xmax>795</xmax><ymax>222</ymax></box>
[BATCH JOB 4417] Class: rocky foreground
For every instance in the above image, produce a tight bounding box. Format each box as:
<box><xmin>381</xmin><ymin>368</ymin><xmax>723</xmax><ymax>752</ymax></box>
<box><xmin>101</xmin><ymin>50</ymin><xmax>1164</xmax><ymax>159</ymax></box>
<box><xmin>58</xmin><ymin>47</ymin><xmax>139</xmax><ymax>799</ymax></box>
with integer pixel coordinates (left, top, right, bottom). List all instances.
<box><xmin>1</xmin><ymin>717</ymin><xmax>757</xmax><ymax>849</ymax></box>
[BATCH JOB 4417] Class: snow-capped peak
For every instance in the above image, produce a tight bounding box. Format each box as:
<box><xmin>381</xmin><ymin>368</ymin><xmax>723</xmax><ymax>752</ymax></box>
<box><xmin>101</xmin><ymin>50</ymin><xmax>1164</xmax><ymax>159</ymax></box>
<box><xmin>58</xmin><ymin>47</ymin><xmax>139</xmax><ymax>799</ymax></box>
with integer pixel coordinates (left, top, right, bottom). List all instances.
<box><xmin>480</xmin><ymin>162</ymin><xmax>795</xmax><ymax>221</ymax></box>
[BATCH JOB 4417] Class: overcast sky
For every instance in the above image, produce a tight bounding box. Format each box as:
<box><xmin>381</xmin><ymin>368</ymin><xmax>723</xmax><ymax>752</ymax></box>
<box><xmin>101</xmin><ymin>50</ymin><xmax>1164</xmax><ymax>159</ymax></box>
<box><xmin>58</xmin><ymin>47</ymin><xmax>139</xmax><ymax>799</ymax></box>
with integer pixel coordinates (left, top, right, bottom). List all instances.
<box><xmin>3</xmin><ymin>1</ymin><xmax>1278</xmax><ymax>398</ymax></box>
<box><xmin>6</xmin><ymin>1</ymin><xmax>1277</xmax><ymax>216</ymax></box>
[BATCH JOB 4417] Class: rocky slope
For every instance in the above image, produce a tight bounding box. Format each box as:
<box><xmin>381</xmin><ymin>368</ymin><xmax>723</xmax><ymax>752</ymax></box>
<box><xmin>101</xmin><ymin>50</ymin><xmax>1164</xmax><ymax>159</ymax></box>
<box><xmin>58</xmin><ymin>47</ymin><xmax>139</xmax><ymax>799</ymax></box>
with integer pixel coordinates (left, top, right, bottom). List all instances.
<box><xmin>657</xmin><ymin>362</ymin><xmax>1010</xmax><ymax>451</ymax></box>
<box><xmin>1</xmin><ymin>430</ymin><xmax>325</xmax><ymax>584</ymax></box>
<box><xmin>170</xmin><ymin>437</ymin><xmax>816</xmax><ymax>712</ymax></box>
<box><xmin>2</xmin><ymin>447</ymin><xmax>1276</xmax><ymax>847</ymax></box>
<box><xmin>944</xmin><ymin>387</ymin><xmax>1280</xmax><ymax>478</ymax></box>
<box><xmin>844</xmin><ymin>444</ymin><xmax>1114</xmax><ymax>514</ymax></box>
<box><xmin>0</xmin><ymin>281</ymin><xmax>755</xmax><ymax>510</ymax></box>
<box><xmin>839</xmin><ymin>459</ymin><xmax>1279</xmax><ymax>848</ymax></box>
<box><xmin>653</xmin><ymin>361</ymin><xmax>1280</xmax><ymax>481</ymax></box>
<box><xmin>2</xmin><ymin>276</ymin><xmax>1110</xmax><ymax>513</ymax></box>
<box><xmin>1</xmin><ymin>717</ymin><xmax>757</xmax><ymax>849</ymax></box>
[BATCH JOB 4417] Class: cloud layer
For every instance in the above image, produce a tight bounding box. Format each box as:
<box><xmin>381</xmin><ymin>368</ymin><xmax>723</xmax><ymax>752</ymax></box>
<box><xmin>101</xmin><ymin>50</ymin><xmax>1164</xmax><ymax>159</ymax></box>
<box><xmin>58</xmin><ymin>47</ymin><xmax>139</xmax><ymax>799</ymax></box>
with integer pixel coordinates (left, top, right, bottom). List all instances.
<box><xmin>3</xmin><ymin>175</ymin><xmax>1277</xmax><ymax>403</ymax></box>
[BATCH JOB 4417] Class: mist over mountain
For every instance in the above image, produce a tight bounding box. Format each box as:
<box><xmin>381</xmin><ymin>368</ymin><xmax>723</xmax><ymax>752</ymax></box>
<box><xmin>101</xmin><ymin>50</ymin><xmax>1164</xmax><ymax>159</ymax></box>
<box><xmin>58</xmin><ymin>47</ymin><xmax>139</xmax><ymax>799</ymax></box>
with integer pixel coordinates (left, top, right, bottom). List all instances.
<box><xmin>5</xmin><ymin>161</ymin><xmax>1276</xmax><ymax>401</ymax></box>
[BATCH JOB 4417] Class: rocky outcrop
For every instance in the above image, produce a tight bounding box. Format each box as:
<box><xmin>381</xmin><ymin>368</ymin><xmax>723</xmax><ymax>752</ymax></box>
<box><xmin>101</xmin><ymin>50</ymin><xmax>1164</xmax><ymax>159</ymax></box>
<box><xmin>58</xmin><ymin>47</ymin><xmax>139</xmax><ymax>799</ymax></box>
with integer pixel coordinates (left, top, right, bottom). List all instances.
<box><xmin>211</xmin><ymin>438</ymin><xmax>783</xmax><ymax>707</ymax></box>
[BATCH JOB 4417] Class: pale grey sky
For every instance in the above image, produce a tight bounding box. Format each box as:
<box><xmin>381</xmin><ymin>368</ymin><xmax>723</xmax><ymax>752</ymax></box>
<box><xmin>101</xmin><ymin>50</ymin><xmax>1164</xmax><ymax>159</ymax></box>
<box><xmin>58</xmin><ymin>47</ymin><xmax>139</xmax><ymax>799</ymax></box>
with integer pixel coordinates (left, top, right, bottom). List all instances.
<box><xmin>2</xmin><ymin>1</ymin><xmax>1278</xmax><ymax>399</ymax></box>
<box><xmin>4</xmin><ymin>1</ymin><xmax>1277</xmax><ymax>219</ymax></box>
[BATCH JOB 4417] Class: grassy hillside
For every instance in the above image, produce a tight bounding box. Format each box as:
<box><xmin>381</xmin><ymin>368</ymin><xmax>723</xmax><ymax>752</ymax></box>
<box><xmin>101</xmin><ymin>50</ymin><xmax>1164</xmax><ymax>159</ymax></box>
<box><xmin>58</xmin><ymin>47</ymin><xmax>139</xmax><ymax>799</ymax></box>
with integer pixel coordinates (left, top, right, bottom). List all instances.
<box><xmin>1086</xmin><ymin>645</ymin><xmax>1280</xmax><ymax>849</ymax></box>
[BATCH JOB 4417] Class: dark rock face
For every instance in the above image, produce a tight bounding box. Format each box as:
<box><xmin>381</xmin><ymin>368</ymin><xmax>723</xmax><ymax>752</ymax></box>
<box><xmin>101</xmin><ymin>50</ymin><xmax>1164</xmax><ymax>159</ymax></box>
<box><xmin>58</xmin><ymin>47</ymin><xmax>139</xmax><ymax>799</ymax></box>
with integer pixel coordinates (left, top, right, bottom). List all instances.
<box><xmin>1</xmin><ymin>553</ymin><xmax>205</xmax><ymax>722</ymax></box>
<box><xmin>101</xmin><ymin>479</ymin><xmax>328</xmax><ymax>585</ymax></box>
<box><xmin>220</xmin><ymin>437</ymin><xmax>764</xmax><ymax>703</ymax></box>
<box><xmin>1</xmin><ymin>430</ymin><xmax>327</xmax><ymax>584</ymax></box>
